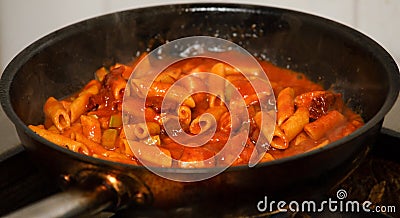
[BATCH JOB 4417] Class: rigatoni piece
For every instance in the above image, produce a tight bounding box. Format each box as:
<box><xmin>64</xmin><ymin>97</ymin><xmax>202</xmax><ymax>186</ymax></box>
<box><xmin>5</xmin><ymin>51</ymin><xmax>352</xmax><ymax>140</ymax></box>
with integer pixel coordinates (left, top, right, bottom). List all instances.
<box><xmin>271</xmin><ymin>126</ymin><xmax>288</xmax><ymax>149</ymax></box>
<box><xmin>130</xmin><ymin>80</ymin><xmax>195</xmax><ymax>107</ymax></box>
<box><xmin>304</xmin><ymin>110</ymin><xmax>346</xmax><ymax>140</ymax></box>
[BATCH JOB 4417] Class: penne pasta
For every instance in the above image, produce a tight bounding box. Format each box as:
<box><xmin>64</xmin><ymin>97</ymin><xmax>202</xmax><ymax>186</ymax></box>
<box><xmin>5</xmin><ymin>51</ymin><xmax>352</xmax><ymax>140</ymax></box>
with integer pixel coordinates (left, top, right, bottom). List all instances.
<box><xmin>130</xmin><ymin>80</ymin><xmax>195</xmax><ymax>108</ymax></box>
<box><xmin>29</xmin><ymin>125</ymin><xmax>89</xmax><ymax>155</ymax></box>
<box><xmin>79</xmin><ymin>80</ymin><xmax>101</xmax><ymax>96</ymax></box>
<box><xmin>277</xmin><ymin>87</ymin><xmax>295</xmax><ymax>126</ymax></box>
<box><xmin>189</xmin><ymin>105</ymin><xmax>227</xmax><ymax>134</ymax></box>
<box><xmin>132</xmin><ymin>123</ymin><xmax>149</xmax><ymax>139</ymax></box>
<box><xmin>75</xmin><ymin>133</ymin><xmax>130</xmax><ymax>161</ymax></box>
<box><xmin>69</xmin><ymin>93</ymin><xmax>91</xmax><ymax>123</ymax></box>
<box><xmin>43</xmin><ymin>97</ymin><xmax>71</xmax><ymax>131</ymax></box>
<box><xmin>30</xmin><ymin>55</ymin><xmax>364</xmax><ymax>167</ymax></box>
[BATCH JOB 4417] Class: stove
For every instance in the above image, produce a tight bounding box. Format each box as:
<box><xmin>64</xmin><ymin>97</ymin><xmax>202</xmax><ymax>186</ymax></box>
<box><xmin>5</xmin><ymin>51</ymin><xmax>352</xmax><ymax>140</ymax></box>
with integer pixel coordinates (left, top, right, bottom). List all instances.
<box><xmin>1</xmin><ymin>128</ymin><xmax>399</xmax><ymax>218</ymax></box>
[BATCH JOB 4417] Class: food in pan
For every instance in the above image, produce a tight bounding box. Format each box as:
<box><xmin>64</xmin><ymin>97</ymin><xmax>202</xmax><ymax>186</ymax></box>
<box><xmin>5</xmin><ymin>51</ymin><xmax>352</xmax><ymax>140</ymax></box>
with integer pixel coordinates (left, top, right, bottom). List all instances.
<box><xmin>29</xmin><ymin>52</ymin><xmax>364</xmax><ymax>167</ymax></box>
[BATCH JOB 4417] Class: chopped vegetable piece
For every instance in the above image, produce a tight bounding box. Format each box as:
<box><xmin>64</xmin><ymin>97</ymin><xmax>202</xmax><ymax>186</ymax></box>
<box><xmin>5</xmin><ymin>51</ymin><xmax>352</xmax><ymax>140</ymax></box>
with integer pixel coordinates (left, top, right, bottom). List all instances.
<box><xmin>102</xmin><ymin>129</ymin><xmax>118</xmax><ymax>149</ymax></box>
<box><xmin>109</xmin><ymin>114</ymin><xmax>123</xmax><ymax>128</ymax></box>
<box><xmin>95</xmin><ymin>67</ymin><xmax>108</xmax><ymax>82</ymax></box>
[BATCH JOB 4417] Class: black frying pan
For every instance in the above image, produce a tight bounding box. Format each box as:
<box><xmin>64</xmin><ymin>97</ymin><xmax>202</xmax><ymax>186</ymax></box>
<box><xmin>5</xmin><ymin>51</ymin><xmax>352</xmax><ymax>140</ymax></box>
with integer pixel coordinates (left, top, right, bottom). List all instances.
<box><xmin>1</xmin><ymin>3</ymin><xmax>399</xmax><ymax>217</ymax></box>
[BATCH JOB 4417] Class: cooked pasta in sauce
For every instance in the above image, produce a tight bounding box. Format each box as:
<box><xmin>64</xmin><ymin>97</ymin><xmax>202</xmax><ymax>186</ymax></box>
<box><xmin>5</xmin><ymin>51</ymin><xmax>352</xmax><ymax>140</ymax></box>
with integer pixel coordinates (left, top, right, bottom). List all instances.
<box><xmin>29</xmin><ymin>53</ymin><xmax>364</xmax><ymax>167</ymax></box>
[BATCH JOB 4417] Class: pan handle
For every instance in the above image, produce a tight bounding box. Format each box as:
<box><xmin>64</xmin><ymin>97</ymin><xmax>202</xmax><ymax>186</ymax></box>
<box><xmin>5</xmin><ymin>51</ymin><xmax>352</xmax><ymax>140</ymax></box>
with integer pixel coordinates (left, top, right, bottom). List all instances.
<box><xmin>5</xmin><ymin>187</ymin><xmax>114</xmax><ymax>218</ymax></box>
<box><xmin>4</xmin><ymin>169</ymin><xmax>153</xmax><ymax>218</ymax></box>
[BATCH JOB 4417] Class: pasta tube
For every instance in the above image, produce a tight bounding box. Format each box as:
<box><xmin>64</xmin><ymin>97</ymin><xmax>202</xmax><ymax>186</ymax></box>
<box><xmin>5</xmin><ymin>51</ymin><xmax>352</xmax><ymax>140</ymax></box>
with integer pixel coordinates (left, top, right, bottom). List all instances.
<box><xmin>271</xmin><ymin>126</ymin><xmax>288</xmax><ymax>149</ymax></box>
<box><xmin>281</xmin><ymin>107</ymin><xmax>309</xmax><ymax>142</ymax></box>
<box><xmin>130</xmin><ymin>80</ymin><xmax>195</xmax><ymax>107</ymax></box>
<box><xmin>29</xmin><ymin>125</ymin><xmax>89</xmax><ymax>155</ymax></box>
<box><xmin>70</xmin><ymin>93</ymin><xmax>91</xmax><ymax>123</ymax></box>
<box><xmin>130</xmin><ymin>122</ymin><xmax>161</xmax><ymax>139</ymax></box>
<box><xmin>43</xmin><ymin>97</ymin><xmax>71</xmax><ymax>131</ymax></box>
<box><xmin>189</xmin><ymin>105</ymin><xmax>227</xmax><ymax>134</ymax></box>
<box><xmin>293</xmin><ymin>132</ymin><xmax>309</xmax><ymax>146</ymax></box>
<box><xmin>277</xmin><ymin>87</ymin><xmax>295</xmax><ymax>126</ymax></box>
<box><xmin>79</xmin><ymin>80</ymin><xmax>101</xmax><ymax>96</ymax></box>
<box><xmin>304</xmin><ymin>110</ymin><xmax>346</xmax><ymax>140</ymax></box>
<box><xmin>75</xmin><ymin>133</ymin><xmax>130</xmax><ymax>161</ymax></box>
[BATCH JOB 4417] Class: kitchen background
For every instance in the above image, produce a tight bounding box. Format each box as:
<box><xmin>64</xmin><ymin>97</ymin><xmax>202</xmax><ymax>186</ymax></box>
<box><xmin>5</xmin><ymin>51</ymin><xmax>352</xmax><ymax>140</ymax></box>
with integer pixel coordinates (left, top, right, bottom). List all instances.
<box><xmin>0</xmin><ymin>0</ymin><xmax>399</xmax><ymax>156</ymax></box>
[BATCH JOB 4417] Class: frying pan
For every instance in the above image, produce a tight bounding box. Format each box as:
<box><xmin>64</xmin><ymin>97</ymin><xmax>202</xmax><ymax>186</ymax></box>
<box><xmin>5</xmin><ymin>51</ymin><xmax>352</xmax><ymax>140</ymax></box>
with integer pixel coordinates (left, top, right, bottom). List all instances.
<box><xmin>1</xmin><ymin>3</ymin><xmax>399</xmax><ymax>217</ymax></box>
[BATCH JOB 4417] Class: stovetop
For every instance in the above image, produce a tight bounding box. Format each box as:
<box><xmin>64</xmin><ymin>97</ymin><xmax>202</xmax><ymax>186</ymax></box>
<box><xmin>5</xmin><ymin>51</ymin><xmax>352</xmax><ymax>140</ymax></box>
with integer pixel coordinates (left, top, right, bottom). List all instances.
<box><xmin>1</xmin><ymin>128</ymin><xmax>399</xmax><ymax>218</ymax></box>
